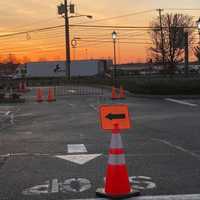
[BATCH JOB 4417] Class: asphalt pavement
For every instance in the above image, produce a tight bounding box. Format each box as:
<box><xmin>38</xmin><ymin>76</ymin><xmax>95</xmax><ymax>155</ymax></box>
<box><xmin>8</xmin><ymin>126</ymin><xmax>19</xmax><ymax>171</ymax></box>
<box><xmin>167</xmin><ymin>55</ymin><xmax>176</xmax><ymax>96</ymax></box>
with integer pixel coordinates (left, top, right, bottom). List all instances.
<box><xmin>1</xmin><ymin>86</ymin><xmax>200</xmax><ymax>200</ymax></box>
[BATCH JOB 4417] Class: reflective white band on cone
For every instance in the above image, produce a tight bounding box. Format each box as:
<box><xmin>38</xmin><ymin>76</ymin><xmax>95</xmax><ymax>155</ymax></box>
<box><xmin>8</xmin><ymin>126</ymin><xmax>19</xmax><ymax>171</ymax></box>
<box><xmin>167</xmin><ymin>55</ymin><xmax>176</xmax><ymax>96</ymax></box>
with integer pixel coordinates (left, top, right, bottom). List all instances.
<box><xmin>108</xmin><ymin>154</ymin><xmax>126</xmax><ymax>165</ymax></box>
<box><xmin>110</xmin><ymin>133</ymin><xmax>123</xmax><ymax>149</ymax></box>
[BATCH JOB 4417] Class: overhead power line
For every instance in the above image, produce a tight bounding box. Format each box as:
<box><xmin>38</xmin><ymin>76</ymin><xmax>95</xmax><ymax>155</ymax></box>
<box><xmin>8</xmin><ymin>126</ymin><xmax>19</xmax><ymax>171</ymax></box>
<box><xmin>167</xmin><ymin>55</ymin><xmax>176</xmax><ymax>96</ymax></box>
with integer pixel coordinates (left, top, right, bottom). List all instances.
<box><xmin>166</xmin><ymin>8</ymin><xmax>200</xmax><ymax>11</ymax></box>
<box><xmin>0</xmin><ymin>25</ymin><xmax>64</xmax><ymax>38</ymax></box>
<box><xmin>1</xmin><ymin>24</ymin><xmax>199</xmax><ymax>39</ymax></box>
<box><xmin>3</xmin><ymin>18</ymin><xmax>62</xmax><ymax>33</ymax></box>
<box><xmin>75</xmin><ymin>9</ymin><xmax>156</xmax><ymax>25</ymax></box>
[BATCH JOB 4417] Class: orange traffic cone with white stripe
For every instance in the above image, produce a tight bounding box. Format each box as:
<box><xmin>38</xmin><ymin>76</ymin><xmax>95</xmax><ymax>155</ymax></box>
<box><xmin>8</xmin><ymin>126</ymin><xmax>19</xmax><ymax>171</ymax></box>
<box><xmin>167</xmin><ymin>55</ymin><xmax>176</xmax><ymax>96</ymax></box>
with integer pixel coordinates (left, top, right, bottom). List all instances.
<box><xmin>96</xmin><ymin>124</ymin><xmax>140</xmax><ymax>198</ymax></box>
<box><xmin>47</xmin><ymin>88</ymin><xmax>56</xmax><ymax>102</ymax></box>
<box><xmin>119</xmin><ymin>86</ymin><xmax>126</xmax><ymax>99</ymax></box>
<box><xmin>111</xmin><ymin>86</ymin><xmax>119</xmax><ymax>100</ymax></box>
<box><xmin>36</xmin><ymin>88</ymin><xmax>44</xmax><ymax>103</ymax></box>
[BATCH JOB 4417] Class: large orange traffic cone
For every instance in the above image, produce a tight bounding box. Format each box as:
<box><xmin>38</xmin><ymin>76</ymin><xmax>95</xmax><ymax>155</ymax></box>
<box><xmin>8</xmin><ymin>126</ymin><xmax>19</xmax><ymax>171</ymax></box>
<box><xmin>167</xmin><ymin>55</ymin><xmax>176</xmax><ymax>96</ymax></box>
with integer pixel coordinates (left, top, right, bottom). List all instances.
<box><xmin>111</xmin><ymin>86</ymin><xmax>119</xmax><ymax>100</ymax></box>
<box><xmin>47</xmin><ymin>88</ymin><xmax>56</xmax><ymax>102</ymax></box>
<box><xmin>36</xmin><ymin>88</ymin><xmax>44</xmax><ymax>103</ymax></box>
<box><xmin>96</xmin><ymin>124</ymin><xmax>140</xmax><ymax>199</ymax></box>
<box><xmin>119</xmin><ymin>86</ymin><xmax>126</xmax><ymax>99</ymax></box>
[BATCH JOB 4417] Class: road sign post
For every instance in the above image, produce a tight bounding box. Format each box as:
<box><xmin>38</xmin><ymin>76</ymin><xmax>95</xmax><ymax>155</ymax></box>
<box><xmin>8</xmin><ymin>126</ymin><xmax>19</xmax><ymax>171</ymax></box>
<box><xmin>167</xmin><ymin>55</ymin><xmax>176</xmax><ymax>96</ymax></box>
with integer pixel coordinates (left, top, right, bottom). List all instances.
<box><xmin>99</xmin><ymin>104</ymin><xmax>131</xmax><ymax>131</ymax></box>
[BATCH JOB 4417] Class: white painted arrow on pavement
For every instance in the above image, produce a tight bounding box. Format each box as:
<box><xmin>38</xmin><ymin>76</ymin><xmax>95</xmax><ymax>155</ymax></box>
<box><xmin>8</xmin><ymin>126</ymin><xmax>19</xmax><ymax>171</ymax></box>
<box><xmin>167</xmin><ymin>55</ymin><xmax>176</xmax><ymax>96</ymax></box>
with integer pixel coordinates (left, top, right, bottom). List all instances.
<box><xmin>55</xmin><ymin>154</ymin><xmax>102</xmax><ymax>165</ymax></box>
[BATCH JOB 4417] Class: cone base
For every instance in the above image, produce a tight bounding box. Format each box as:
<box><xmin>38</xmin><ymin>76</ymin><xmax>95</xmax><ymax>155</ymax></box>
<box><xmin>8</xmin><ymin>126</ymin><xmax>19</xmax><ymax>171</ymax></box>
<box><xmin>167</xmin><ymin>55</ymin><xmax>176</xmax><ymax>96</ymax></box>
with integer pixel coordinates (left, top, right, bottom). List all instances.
<box><xmin>36</xmin><ymin>99</ymin><xmax>43</xmax><ymax>103</ymax></box>
<box><xmin>111</xmin><ymin>97</ymin><xmax>120</xmax><ymax>100</ymax></box>
<box><xmin>18</xmin><ymin>89</ymin><xmax>29</xmax><ymax>93</ymax></box>
<box><xmin>47</xmin><ymin>99</ymin><xmax>56</xmax><ymax>102</ymax></box>
<box><xmin>96</xmin><ymin>188</ymin><xmax>140</xmax><ymax>199</ymax></box>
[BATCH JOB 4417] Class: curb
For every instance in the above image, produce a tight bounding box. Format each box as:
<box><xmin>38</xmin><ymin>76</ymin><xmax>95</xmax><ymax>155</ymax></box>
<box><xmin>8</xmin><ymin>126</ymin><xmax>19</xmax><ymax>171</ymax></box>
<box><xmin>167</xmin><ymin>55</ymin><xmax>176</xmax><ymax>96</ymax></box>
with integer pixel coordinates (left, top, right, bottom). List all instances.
<box><xmin>129</xmin><ymin>94</ymin><xmax>200</xmax><ymax>99</ymax></box>
<box><xmin>97</xmin><ymin>85</ymin><xmax>200</xmax><ymax>99</ymax></box>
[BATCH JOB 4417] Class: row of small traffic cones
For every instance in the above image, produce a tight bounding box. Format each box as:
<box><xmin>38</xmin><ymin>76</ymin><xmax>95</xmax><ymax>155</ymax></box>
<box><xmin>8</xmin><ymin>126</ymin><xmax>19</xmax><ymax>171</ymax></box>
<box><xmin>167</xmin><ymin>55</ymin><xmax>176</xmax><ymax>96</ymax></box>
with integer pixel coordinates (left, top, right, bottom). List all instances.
<box><xmin>111</xmin><ymin>86</ymin><xmax>126</xmax><ymax>100</ymax></box>
<box><xmin>36</xmin><ymin>88</ymin><xmax>56</xmax><ymax>103</ymax></box>
<box><xmin>96</xmin><ymin>124</ymin><xmax>140</xmax><ymax>198</ymax></box>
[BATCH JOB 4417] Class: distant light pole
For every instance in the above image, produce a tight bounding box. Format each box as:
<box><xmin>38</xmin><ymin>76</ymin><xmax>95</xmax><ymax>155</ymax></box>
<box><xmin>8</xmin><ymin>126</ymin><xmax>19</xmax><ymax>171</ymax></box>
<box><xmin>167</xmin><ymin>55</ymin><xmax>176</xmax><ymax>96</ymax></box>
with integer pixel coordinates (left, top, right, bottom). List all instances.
<box><xmin>197</xmin><ymin>17</ymin><xmax>200</xmax><ymax>44</ymax></box>
<box><xmin>71</xmin><ymin>37</ymin><xmax>81</xmax><ymax>61</ymax></box>
<box><xmin>112</xmin><ymin>31</ymin><xmax>117</xmax><ymax>87</ymax></box>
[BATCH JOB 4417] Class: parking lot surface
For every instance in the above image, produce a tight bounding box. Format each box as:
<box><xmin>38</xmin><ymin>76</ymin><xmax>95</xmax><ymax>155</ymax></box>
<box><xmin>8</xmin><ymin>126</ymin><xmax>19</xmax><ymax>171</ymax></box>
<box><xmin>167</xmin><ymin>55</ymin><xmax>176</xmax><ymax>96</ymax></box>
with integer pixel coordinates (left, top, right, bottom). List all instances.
<box><xmin>1</xmin><ymin>86</ymin><xmax>200</xmax><ymax>200</ymax></box>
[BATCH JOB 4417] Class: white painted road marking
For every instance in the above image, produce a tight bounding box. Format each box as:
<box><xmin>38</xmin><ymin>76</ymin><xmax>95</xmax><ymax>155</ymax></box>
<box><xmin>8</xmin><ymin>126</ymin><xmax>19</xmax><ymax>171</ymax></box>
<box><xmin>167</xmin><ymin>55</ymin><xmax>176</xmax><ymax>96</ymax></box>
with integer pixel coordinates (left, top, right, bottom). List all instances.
<box><xmin>22</xmin><ymin>176</ymin><xmax>154</xmax><ymax>195</ymax></box>
<box><xmin>55</xmin><ymin>154</ymin><xmax>102</xmax><ymax>165</ymax></box>
<box><xmin>129</xmin><ymin>176</ymin><xmax>156</xmax><ymax>190</ymax></box>
<box><xmin>15</xmin><ymin>113</ymin><xmax>34</xmax><ymax>117</ymax></box>
<box><xmin>61</xmin><ymin>178</ymin><xmax>91</xmax><ymax>193</ymax></box>
<box><xmin>51</xmin><ymin>179</ymin><xmax>59</xmax><ymax>193</ymax></box>
<box><xmin>165</xmin><ymin>98</ymin><xmax>198</xmax><ymax>107</ymax></box>
<box><xmin>22</xmin><ymin>178</ymin><xmax>92</xmax><ymax>195</ymax></box>
<box><xmin>70</xmin><ymin>194</ymin><xmax>200</xmax><ymax>200</ymax></box>
<box><xmin>22</xmin><ymin>182</ymin><xmax>49</xmax><ymax>195</ymax></box>
<box><xmin>153</xmin><ymin>138</ymin><xmax>200</xmax><ymax>160</ymax></box>
<box><xmin>89</xmin><ymin>104</ymin><xmax>97</xmax><ymax>111</ymax></box>
<box><xmin>68</xmin><ymin>144</ymin><xmax>87</xmax><ymax>153</ymax></box>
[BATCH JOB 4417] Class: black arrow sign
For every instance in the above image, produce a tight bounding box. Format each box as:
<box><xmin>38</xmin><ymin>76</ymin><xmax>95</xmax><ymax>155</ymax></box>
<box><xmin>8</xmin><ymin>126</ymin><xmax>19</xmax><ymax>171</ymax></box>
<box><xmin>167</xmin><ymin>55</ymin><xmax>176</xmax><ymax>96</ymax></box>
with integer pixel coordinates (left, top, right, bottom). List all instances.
<box><xmin>106</xmin><ymin>113</ymin><xmax>126</xmax><ymax>120</ymax></box>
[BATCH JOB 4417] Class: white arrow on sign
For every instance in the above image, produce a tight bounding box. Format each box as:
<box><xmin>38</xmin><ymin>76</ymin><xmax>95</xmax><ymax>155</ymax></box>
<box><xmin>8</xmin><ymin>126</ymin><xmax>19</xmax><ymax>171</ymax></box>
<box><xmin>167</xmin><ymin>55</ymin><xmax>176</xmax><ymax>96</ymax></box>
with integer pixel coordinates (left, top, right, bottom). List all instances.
<box><xmin>55</xmin><ymin>154</ymin><xmax>102</xmax><ymax>165</ymax></box>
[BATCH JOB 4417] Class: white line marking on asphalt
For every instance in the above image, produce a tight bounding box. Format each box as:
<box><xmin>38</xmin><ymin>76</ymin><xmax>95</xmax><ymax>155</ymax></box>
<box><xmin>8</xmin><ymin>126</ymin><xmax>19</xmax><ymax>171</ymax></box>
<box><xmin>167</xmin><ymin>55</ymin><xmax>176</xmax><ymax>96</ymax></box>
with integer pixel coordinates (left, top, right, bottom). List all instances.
<box><xmin>51</xmin><ymin>179</ymin><xmax>59</xmax><ymax>193</ymax></box>
<box><xmin>67</xmin><ymin>144</ymin><xmax>87</xmax><ymax>153</ymax></box>
<box><xmin>69</xmin><ymin>194</ymin><xmax>200</xmax><ymax>200</ymax></box>
<box><xmin>89</xmin><ymin>104</ymin><xmax>97</xmax><ymax>111</ymax></box>
<box><xmin>17</xmin><ymin>131</ymin><xmax>33</xmax><ymax>135</ymax></box>
<box><xmin>129</xmin><ymin>176</ymin><xmax>156</xmax><ymax>190</ymax></box>
<box><xmin>153</xmin><ymin>138</ymin><xmax>200</xmax><ymax>160</ymax></box>
<box><xmin>0</xmin><ymin>153</ymin><xmax>50</xmax><ymax>157</ymax></box>
<box><xmin>55</xmin><ymin>154</ymin><xmax>102</xmax><ymax>165</ymax></box>
<box><xmin>15</xmin><ymin>113</ymin><xmax>33</xmax><ymax>117</ymax></box>
<box><xmin>165</xmin><ymin>98</ymin><xmax>198</xmax><ymax>107</ymax></box>
<box><xmin>61</xmin><ymin>178</ymin><xmax>91</xmax><ymax>192</ymax></box>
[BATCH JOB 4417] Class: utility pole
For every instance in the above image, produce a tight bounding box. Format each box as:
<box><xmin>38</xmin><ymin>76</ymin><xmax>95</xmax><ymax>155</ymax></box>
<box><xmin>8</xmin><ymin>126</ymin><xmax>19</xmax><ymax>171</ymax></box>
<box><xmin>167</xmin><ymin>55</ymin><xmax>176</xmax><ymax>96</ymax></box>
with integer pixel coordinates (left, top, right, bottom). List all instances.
<box><xmin>157</xmin><ymin>9</ymin><xmax>165</xmax><ymax>68</ymax></box>
<box><xmin>64</xmin><ymin>0</ymin><xmax>71</xmax><ymax>80</ymax></box>
<box><xmin>58</xmin><ymin>2</ymin><xmax>92</xmax><ymax>79</ymax></box>
<box><xmin>184</xmin><ymin>31</ymin><xmax>189</xmax><ymax>76</ymax></box>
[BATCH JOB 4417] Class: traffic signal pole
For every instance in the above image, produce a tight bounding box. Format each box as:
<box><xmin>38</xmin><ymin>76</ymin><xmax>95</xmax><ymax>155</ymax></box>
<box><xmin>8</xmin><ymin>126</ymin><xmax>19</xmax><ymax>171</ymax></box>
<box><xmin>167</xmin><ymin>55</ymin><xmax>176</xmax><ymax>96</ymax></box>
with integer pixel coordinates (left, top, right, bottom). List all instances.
<box><xmin>64</xmin><ymin>0</ymin><xmax>71</xmax><ymax>80</ymax></box>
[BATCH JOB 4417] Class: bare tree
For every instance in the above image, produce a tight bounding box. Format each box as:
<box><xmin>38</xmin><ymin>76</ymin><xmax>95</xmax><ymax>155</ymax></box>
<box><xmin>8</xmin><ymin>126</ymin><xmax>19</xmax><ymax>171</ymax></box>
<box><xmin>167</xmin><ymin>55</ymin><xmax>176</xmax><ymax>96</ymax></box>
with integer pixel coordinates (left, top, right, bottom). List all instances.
<box><xmin>194</xmin><ymin>46</ymin><xmax>200</xmax><ymax>64</ymax></box>
<box><xmin>3</xmin><ymin>54</ymin><xmax>20</xmax><ymax>64</ymax></box>
<box><xmin>149</xmin><ymin>13</ymin><xmax>194</xmax><ymax>71</ymax></box>
<box><xmin>22</xmin><ymin>56</ymin><xmax>30</xmax><ymax>64</ymax></box>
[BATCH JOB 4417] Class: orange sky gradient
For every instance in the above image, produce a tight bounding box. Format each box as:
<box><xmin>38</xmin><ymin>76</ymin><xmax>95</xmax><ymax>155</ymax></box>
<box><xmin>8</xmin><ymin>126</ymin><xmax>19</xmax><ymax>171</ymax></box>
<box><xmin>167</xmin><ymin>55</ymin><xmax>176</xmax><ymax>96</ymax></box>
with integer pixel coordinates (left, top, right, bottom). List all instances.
<box><xmin>0</xmin><ymin>0</ymin><xmax>200</xmax><ymax>63</ymax></box>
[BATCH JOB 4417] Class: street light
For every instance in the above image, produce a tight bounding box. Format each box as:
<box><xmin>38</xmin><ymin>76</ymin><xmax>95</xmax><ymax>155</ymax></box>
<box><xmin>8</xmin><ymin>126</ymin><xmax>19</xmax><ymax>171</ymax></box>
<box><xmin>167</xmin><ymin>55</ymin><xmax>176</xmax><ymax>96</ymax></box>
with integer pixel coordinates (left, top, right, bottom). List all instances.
<box><xmin>112</xmin><ymin>31</ymin><xmax>117</xmax><ymax>87</ymax></box>
<box><xmin>69</xmin><ymin>14</ymin><xmax>93</xmax><ymax>19</ymax></box>
<box><xmin>197</xmin><ymin>17</ymin><xmax>200</xmax><ymax>44</ymax></box>
<box><xmin>57</xmin><ymin>1</ymin><xmax>93</xmax><ymax>80</ymax></box>
<box><xmin>71</xmin><ymin>37</ymin><xmax>81</xmax><ymax>61</ymax></box>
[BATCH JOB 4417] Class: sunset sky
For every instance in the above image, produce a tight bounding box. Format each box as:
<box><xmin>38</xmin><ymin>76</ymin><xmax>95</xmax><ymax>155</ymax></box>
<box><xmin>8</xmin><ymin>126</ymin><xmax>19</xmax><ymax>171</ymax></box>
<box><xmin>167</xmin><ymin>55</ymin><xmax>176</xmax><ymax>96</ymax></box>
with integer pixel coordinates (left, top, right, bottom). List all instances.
<box><xmin>0</xmin><ymin>0</ymin><xmax>200</xmax><ymax>63</ymax></box>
